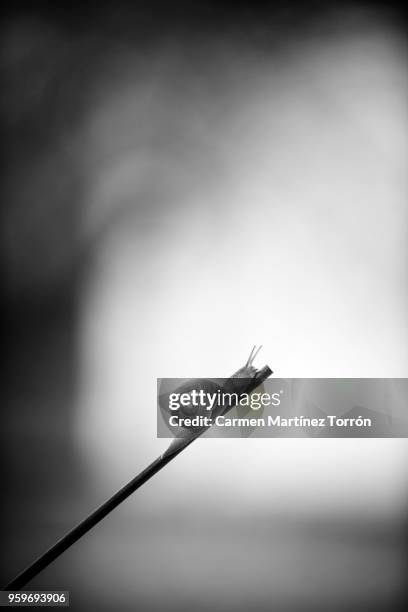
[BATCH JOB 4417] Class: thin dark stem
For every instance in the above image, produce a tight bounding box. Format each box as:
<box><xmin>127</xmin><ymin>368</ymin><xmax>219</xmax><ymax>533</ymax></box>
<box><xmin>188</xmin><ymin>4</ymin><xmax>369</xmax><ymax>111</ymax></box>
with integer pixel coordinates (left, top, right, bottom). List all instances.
<box><xmin>4</xmin><ymin>365</ymin><xmax>272</xmax><ymax>591</ymax></box>
<box><xmin>4</xmin><ymin>451</ymin><xmax>179</xmax><ymax>591</ymax></box>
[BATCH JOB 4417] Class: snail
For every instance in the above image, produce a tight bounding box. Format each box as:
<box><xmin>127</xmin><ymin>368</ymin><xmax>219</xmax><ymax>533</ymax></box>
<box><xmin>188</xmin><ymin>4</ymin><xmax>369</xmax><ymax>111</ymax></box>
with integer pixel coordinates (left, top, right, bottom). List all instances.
<box><xmin>159</xmin><ymin>345</ymin><xmax>271</xmax><ymax>442</ymax></box>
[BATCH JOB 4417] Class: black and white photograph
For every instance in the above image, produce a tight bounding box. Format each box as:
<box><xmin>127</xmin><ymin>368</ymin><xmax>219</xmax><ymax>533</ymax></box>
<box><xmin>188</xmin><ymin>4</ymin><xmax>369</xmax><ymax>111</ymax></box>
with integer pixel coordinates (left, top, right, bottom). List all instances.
<box><xmin>1</xmin><ymin>1</ymin><xmax>407</xmax><ymax>611</ymax></box>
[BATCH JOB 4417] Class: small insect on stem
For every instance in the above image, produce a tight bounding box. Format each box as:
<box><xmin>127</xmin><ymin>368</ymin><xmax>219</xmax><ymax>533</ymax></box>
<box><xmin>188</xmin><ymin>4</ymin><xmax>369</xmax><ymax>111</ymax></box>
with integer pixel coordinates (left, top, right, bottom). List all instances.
<box><xmin>4</xmin><ymin>349</ymin><xmax>272</xmax><ymax>591</ymax></box>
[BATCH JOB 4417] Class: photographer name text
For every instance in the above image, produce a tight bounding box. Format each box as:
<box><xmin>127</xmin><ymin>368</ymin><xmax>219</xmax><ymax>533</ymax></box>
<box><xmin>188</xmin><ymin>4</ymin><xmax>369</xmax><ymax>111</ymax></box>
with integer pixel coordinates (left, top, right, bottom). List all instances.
<box><xmin>168</xmin><ymin>414</ymin><xmax>372</xmax><ymax>429</ymax></box>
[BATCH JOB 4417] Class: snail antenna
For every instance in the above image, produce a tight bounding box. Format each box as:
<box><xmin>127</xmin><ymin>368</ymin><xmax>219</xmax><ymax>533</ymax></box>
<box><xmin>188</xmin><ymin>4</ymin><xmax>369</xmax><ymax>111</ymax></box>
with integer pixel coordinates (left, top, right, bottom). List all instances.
<box><xmin>246</xmin><ymin>346</ymin><xmax>256</xmax><ymax>367</ymax></box>
<box><xmin>249</xmin><ymin>345</ymin><xmax>262</xmax><ymax>366</ymax></box>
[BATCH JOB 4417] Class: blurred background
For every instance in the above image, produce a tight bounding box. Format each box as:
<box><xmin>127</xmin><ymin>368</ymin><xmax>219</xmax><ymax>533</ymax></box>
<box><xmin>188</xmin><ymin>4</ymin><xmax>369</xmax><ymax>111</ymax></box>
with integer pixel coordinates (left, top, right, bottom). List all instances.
<box><xmin>1</xmin><ymin>1</ymin><xmax>407</xmax><ymax>610</ymax></box>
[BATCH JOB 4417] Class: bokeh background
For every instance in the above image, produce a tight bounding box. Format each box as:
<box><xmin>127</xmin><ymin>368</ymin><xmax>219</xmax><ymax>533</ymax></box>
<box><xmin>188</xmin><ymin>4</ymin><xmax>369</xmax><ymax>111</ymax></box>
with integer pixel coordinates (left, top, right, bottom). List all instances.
<box><xmin>1</xmin><ymin>1</ymin><xmax>407</xmax><ymax>611</ymax></box>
